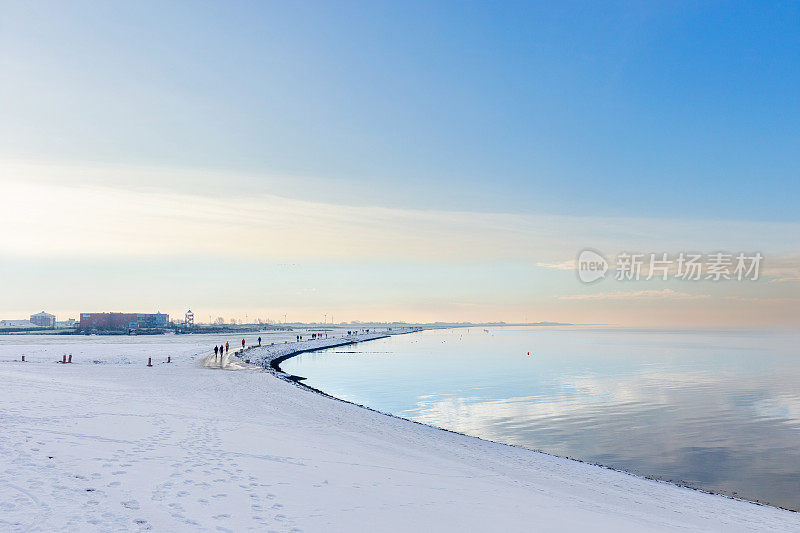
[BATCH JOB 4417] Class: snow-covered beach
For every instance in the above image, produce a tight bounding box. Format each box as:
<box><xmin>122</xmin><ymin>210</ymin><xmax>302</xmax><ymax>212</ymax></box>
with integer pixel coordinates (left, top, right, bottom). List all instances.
<box><xmin>2</xmin><ymin>331</ymin><xmax>799</xmax><ymax>532</ymax></box>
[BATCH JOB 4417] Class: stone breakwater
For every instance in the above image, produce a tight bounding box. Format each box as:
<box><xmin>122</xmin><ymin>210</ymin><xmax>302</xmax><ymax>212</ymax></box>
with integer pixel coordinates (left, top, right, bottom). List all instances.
<box><xmin>228</xmin><ymin>328</ymin><xmax>422</xmax><ymax>374</ymax></box>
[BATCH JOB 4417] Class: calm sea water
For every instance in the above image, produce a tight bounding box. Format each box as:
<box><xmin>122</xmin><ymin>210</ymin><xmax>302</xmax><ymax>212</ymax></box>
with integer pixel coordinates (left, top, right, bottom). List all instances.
<box><xmin>281</xmin><ymin>326</ymin><xmax>800</xmax><ymax>510</ymax></box>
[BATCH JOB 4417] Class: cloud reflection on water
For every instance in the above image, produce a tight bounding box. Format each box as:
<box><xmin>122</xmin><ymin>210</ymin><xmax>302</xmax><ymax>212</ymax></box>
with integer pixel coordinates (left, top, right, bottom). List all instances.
<box><xmin>284</xmin><ymin>327</ymin><xmax>800</xmax><ymax>510</ymax></box>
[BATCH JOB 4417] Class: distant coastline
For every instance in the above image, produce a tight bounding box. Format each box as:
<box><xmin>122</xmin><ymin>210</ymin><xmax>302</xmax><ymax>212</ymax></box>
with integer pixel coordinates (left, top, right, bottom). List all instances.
<box><xmin>0</xmin><ymin>321</ymin><xmax>573</xmax><ymax>336</ymax></box>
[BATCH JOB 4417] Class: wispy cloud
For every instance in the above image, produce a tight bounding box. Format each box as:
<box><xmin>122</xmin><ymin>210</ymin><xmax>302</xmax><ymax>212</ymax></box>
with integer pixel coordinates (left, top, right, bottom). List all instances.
<box><xmin>723</xmin><ymin>296</ymin><xmax>800</xmax><ymax>303</ymax></box>
<box><xmin>768</xmin><ymin>276</ymin><xmax>800</xmax><ymax>284</ymax></box>
<box><xmin>536</xmin><ymin>260</ymin><xmax>576</xmax><ymax>271</ymax></box>
<box><xmin>5</xmin><ymin>160</ymin><xmax>800</xmax><ymax>265</ymax></box>
<box><xmin>2</xmin><ymin>159</ymin><xmax>800</xmax><ymax>326</ymax></box>
<box><xmin>559</xmin><ymin>289</ymin><xmax>710</xmax><ymax>301</ymax></box>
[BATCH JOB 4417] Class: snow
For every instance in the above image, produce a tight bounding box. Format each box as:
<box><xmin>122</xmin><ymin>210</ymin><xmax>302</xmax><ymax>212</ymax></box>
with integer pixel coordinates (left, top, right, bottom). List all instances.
<box><xmin>0</xmin><ymin>320</ymin><xmax>40</xmax><ymax>329</ymax></box>
<box><xmin>1</xmin><ymin>331</ymin><xmax>798</xmax><ymax>532</ymax></box>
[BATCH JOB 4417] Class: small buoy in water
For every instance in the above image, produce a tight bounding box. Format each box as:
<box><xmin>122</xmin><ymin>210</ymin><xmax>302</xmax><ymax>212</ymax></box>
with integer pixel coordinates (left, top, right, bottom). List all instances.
<box><xmin>527</xmin><ymin>351</ymin><xmax>530</xmax><ymax>356</ymax></box>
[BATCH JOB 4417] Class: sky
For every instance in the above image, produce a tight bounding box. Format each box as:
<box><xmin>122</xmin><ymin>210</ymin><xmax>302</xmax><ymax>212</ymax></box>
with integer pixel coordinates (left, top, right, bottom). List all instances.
<box><xmin>1</xmin><ymin>1</ymin><xmax>799</xmax><ymax>326</ymax></box>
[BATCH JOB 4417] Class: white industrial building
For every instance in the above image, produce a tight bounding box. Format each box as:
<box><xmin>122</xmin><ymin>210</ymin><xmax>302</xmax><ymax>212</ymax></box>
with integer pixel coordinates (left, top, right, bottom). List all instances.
<box><xmin>30</xmin><ymin>311</ymin><xmax>56</xmax><ymax>328</ymax></box>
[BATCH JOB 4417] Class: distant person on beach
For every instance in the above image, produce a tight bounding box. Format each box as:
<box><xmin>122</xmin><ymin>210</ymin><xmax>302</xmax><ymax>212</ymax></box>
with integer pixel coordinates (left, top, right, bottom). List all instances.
<box><xmin>214</xmin><ymin>346</ymin><xmax>218</xmax><ymax>358</ymax></box>
<box><xmin>241</xmin><ymin>338</ymin><xmax>245</xmax><ymax>348</ymax></box>
<box><xmin>225</xmin><ymin>342</ymin><xmax>229</xmax><ymax>353</ymax></box>
<box><xmin>258</xmin><ymin>336</ymin><xmax>261</xmax><ymax>346</ymax></box>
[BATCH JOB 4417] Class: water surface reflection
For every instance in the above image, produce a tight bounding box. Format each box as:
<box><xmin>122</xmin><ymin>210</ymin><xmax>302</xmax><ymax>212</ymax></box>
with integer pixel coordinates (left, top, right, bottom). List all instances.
<box><xmin>281</xmin><ymin>327</ymin><xmax>800</xmax><ymax>510</ymax></box>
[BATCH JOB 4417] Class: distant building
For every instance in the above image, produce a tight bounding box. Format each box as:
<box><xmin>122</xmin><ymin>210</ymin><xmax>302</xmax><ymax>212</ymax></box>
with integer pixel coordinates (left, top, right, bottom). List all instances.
<box><xmin>55</xmin><ymin>318</ymin><xmax>78</xmax><ymax>328</ymax></box>
<box><xmin>30</xmin><ymin>311</ymin><xmax>56</xmax><ymax>328</ymax></box>
<box><xmin>79</xmin><ymin>312</ymin><xmax>170</xmax><ymax>331</ymax></box>
<box><xmin>185</xmin><ymin>309</ymin><xmax>194</xmax><ymax>328</ymax></box>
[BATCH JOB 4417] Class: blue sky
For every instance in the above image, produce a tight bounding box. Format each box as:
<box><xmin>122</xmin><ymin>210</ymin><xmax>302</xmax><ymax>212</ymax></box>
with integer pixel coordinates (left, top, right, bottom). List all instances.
<box><xmin>1</xmin><ymin>2</ymin><xmax>799</xmax><ymax>324</ymax></box>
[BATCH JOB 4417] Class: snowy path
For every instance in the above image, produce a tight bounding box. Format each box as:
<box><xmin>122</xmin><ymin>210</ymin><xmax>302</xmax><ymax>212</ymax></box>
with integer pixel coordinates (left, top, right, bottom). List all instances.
<box><xmin>201</xmin><ymin>331</ymin><xmax>393</xmax><ymax>371</ymax></box>
<box><xmin>1</xmin><ymin>333</ymin><xmax>799</xmax><ymax>532</ymax></box>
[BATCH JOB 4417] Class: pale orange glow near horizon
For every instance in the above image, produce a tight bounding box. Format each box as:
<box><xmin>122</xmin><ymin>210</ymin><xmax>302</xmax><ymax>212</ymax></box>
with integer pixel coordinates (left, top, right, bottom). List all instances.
<box><xmin>1</xmin><ymin>160</ymin><xmax>799</xmax><ymax>328</ymax></box>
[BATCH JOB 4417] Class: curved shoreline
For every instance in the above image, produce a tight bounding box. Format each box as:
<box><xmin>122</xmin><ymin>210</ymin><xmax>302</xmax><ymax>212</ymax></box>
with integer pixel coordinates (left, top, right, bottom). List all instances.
<box><xmin>5</xmin><ymin>333</ymin><xmax>799</xmax><ymax>530</ymax></box>
<box><xmin>268</xmin><ymin>335</ymin><xmax>389</xmax><ymax>377</ymax></box>
<box><xmin>247</xmin><ymin>330</ymin><xmax>406</xmax><ymax>374</ymax></box>
<box><xmin>259</xmin><ymin>329</ymin><xmax>797</xmax><ymax>514</ymax></box>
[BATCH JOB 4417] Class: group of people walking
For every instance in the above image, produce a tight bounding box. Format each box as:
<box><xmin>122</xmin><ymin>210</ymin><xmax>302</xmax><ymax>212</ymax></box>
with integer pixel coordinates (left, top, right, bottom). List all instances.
<box><xmin>213</xmin><ymin>336</ymin><xmax>262</xmax><ymax>360</ymax></box>
<box><xmin>213</xmin><ymin>342</ymin><xmax>229</xmax><ymax>359</ymax></box>
<box><xmin>295</xmin><ymin>333</ymin><xmax>328</xmax><ymax>342</ymax></box>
